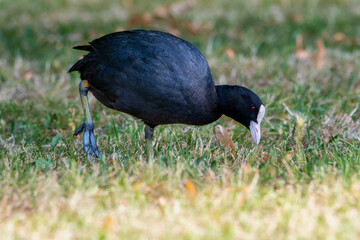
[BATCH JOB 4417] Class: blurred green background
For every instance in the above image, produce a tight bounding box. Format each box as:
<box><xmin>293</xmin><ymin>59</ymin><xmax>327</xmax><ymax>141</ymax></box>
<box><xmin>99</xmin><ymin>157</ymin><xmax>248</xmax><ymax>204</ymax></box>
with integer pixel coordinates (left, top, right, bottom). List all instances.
<box><xmin>1</xmin><ymin>0</ymin><xmax>359</xmax><ymax>60</ymax></box>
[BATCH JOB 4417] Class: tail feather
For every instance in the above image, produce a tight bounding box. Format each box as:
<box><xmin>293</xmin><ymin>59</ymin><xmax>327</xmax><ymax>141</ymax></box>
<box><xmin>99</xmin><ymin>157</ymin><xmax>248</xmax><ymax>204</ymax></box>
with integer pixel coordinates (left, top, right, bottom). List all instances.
<box><xmin>69</xmin><ymin>44</ymin><xmax>96</xmax><ymax>73</ymax></box>
<box><xmin>73</xmin><ymin>45</ymin><xmax>95</xmax><ymax>52</ymax></box>
<box><xmin>68</xmin><ymin>58</ymin><xmax>85</xmax><ymax>73</ymax></box>
<box><xmin>69</xmin><ymin>44</ymin><xmax>98</xmax><ymax>78</ymax></box>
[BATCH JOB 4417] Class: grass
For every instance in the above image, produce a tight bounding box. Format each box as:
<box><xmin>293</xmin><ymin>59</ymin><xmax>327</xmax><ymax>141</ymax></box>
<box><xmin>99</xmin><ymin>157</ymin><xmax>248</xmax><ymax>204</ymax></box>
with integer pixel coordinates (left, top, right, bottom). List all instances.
<box><xmin>1</xmin><ymin>0</ymin><xmax>360</xmax><ymax>239</ymax></box>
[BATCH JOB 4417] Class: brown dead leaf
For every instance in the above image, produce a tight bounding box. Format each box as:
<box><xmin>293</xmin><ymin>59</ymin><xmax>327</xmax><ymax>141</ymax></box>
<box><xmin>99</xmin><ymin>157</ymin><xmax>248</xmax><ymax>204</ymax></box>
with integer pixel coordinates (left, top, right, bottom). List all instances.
<box><xmin>181</xmin><ymin>20</ymin><xmax>212</xmax><ymax>35</ymax></box>
<box><xmin>185</xmin><ymin>180</ymin><xmax>196</xmax><ymax>199</ymax></box>
<box><xmin>129</xmin><ymin>0</ymin><xmax>200</xmax><ymax>36</ymax></box>
<box><xmin>225</xmin><ymin>48</ymin><xmax>235</xmax><ymax>60</ymax></box>
<box><xmin>167</xmin><ymin>14</ymin><xmax>181</xmax><ymax>37</ymax></box>
<box><xmin>296</xmin><ymin>48</ymin><xmax>309</xmax><ymax>60</ymax></box>
<box><xmin>154</xmin><ymin>0</ymin><xmax>196</xmax><ymax>19</ymax></box>
<box><xmin>168</xmin><ymin>26</ymin><xmax>181</xmax><ymax>37</ymax></box>
<box><xmin>23</xmin><ymin>70</ymin><xmax>34</xmax><ymax>80</ymax></box>
<box><xmin>170</xmin><ymin>0</ymin><xmax>196</xmax><ymax>16</ymax></box>
<box><xmin>128</xmin><ymin>12</ymin><xmax>152</xmax><ymax>27</ymax></box>
<box><xmin>333</xmin><ymin>32</ymin><xmax>346</xmax><ymax>43</ymax></box>
<box><xmin>107</xmin><ymin>157</ymin><xmax>114</xmax><ymax>165</ymax></box>
<box><xmin>182</xmin><ymin>20</ymin><xmax>198</xmax><ymax>35</ymax></box>
<box><xmin>154</xmin><ymin>5</ymin><xmax>170</xmax><ymax>19</ymax></box>
<box><xmin>295</xmin><ymin>34</ymin><xmax>309</xmax><ymax>60</ymax></box>
<box><xmin>313</xmin><ymin>39</ymin><xmax>326</xmax><ymax>69</ymax></box>
<box><xmin>215</xmin><ymin>125</ymin><xmax>236</xmax><ymax>154</ymax></box>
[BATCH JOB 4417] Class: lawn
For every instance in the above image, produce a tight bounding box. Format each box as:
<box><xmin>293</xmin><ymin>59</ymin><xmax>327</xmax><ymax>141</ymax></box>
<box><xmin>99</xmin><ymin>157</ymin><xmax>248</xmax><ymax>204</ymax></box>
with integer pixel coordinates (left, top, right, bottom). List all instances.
<box><xmin>1</xmin><ymin>0</ymin><xmax>360</xmax><ymax>239</ymax></box>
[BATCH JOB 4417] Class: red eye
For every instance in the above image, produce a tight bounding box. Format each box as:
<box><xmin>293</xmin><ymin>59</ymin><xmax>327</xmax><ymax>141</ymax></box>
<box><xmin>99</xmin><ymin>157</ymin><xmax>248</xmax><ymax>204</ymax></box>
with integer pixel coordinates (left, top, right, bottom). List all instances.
<box><xmin>251</xmin><ymin>106</ymin><xmax>256</xmax><ymax>112</ymax></box>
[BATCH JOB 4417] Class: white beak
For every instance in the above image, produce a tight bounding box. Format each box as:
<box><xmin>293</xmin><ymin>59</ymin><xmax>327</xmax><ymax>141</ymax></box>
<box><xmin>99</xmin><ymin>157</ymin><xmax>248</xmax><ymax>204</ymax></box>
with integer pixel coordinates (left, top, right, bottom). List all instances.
<box><xmin>250</xmin><ymin>121</ymin><xmax>261</xmax><ymax>145</ymax></box>
<box><xmin>249</xmin><ymin>105</ymin><xmax>265</xmax><ymax>145</ymax></box>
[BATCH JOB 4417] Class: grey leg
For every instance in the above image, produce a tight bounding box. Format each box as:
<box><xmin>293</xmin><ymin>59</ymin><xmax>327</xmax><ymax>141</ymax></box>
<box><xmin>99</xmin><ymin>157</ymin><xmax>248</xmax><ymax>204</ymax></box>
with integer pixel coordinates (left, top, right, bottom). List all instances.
<box><xmin>145</xmin><ymin>125</ymin><xmax>154</xmax><ymax>162</ymax></box>
<box><xmin>74</xmin><ymin>80</ymin><xmax>100</xmax><ymax>159</ymax></box>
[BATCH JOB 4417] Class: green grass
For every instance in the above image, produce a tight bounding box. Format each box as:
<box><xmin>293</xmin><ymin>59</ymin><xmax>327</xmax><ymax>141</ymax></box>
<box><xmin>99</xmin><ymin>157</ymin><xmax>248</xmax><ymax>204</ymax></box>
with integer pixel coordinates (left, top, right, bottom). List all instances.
<box><xmin>1</xmin><ymin>0</ymin><xmax>360</xmax><ymax>239</ymax></box>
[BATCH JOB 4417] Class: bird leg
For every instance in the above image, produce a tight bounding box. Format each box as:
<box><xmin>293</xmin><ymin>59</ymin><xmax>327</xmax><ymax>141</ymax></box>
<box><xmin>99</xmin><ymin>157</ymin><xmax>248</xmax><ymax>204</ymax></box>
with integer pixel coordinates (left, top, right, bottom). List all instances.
<box><xmin>145</xmin><ymin>125</ymin><xmax>154</xmax><ymax>162</ymax></box>
<box><xmin>74</xmin><ymin>80</ymin><xmax>100</xmax><ymax>160</ymax></box>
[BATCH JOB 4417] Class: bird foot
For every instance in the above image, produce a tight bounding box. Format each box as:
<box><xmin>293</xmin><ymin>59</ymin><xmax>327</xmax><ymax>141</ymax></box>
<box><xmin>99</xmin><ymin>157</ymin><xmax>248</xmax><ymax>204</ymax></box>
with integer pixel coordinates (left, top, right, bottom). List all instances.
<box><xmin>74</xmin><ymin>123</ymin><xmax>100</xmax><ymax>160</ymax></box>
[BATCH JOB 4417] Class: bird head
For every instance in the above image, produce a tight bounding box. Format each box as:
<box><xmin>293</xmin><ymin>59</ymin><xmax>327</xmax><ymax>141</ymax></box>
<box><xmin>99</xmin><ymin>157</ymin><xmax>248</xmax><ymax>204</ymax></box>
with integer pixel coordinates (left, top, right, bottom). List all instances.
<box><xmin>217</xmin><ymin>85</ymin><xmax>265</xmax><ymax>144</ymax></box>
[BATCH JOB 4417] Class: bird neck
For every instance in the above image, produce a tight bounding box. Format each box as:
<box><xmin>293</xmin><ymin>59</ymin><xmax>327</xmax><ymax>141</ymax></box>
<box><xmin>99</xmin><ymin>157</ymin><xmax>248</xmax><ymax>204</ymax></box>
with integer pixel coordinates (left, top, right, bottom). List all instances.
<box><xmin>215</xmin><ymin>85</ymin><xmax>247</xmax><ymax>118</ymax></box>
<box><xmin>215</xmin><ymin>85</ymin><xmax>232</xmax><ymax>114</ymax></box>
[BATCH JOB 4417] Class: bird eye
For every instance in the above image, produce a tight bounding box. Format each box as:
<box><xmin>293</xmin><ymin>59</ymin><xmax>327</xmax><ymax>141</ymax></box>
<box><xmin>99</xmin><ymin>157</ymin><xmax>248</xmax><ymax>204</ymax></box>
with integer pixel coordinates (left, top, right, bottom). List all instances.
<box><xmin>251</xmin><ymin>106</ymin><xmax>256</xmax><ymax>112</ymax></box>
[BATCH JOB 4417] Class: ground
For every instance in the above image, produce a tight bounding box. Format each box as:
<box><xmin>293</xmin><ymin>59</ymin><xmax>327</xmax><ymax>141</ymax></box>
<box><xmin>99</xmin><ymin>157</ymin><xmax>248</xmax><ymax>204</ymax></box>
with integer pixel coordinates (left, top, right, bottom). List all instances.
<box><xmin>1</xmin><ymin>0</ymin><xmax>360</xmax><ymax>239</ymax></box>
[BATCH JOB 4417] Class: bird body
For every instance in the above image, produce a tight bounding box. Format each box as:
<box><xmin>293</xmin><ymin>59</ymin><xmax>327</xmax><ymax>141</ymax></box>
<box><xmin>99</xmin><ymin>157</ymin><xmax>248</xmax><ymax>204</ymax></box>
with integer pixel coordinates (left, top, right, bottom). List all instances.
<box><xmin>70</xmin><ymin>30</ymin><xmax>221</xmax><ymax>127</ymax></box>
<box><xmin>69</xmin><ymin>30</ymin><xmax>265</xmax><ymax>158</ymax></box>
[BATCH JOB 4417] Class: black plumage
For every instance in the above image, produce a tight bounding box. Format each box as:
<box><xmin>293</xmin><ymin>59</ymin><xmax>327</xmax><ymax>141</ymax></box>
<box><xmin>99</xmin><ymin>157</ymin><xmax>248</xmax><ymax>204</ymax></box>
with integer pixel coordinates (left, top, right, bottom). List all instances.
<box><xmin>69</xmin><ymin>30</ymin><xmax>265</xmax><ymax>158</ymax></box>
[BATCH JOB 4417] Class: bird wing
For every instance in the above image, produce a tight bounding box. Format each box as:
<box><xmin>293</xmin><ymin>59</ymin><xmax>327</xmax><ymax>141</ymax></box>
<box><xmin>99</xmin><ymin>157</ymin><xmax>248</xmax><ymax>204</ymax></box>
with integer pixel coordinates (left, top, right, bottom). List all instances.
<box><xmin>70</xmin><ymin>30</ymin><xmax>217</xmax><ymax>125</ymax></box>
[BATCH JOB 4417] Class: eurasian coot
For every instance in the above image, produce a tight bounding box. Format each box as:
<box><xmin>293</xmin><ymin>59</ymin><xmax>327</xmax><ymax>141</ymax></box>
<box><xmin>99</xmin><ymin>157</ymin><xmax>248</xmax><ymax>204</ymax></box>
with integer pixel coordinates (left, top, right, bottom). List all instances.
<box><xmin>69</xmin><ymin>30</ymin><xmax>265</xmax><ymax>159</ymax></box>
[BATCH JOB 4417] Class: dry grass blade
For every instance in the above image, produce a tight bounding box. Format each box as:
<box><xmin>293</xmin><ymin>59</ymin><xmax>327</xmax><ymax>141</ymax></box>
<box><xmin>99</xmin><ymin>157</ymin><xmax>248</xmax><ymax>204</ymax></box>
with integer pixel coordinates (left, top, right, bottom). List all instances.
<box><xmin>313</xmin><ymin>39</ymin><xmax>326</xmax><ymax>69</ymax></box>
<box><xmin>215</xmin><ymin>125</ymin><xmax>236</xmax><ymax>154</ymax></box>
<box><xmin>295</xmin><ymin>34</ymin><xmax>310</xmax><ymax>60</ymax></box>
<box><xmin>225</xmin><ymin>48</ymin><xmax>235</xmax><ymax>60</ymax></box>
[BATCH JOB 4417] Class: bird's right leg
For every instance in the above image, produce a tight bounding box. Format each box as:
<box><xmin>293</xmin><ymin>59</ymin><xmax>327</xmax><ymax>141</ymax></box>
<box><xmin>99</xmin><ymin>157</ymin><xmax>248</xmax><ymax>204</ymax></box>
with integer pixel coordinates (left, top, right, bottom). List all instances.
<box><xmin>74</xmin><ymin>80</ymin><xmax>100</xmax><ymax>160</ymax></box>
<box><xmin>145</xmin><ymin>125</ymin><xmax>154</xmax><ymax>162</ymax></box>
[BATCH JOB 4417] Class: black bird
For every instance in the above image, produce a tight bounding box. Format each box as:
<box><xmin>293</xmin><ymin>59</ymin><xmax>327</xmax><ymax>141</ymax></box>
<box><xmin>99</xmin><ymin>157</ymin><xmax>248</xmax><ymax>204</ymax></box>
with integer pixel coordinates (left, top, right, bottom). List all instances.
<box><xmin>69</xmin><ymin>30</ymin><xmax>265</xmax><ymax>159</ymax></box>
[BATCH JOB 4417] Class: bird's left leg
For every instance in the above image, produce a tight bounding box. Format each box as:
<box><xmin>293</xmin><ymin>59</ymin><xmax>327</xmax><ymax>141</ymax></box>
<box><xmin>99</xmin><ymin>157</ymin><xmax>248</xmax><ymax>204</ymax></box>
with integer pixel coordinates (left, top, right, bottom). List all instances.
<box><xmin>74</xmin><ymin>80</ymin><xmax>100</xmax><ymax>160</ymax></box>
<box><xmin>145</xmin><ymin>124</ymin><xmax>154</xmax><ymax>162</ymax></box>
